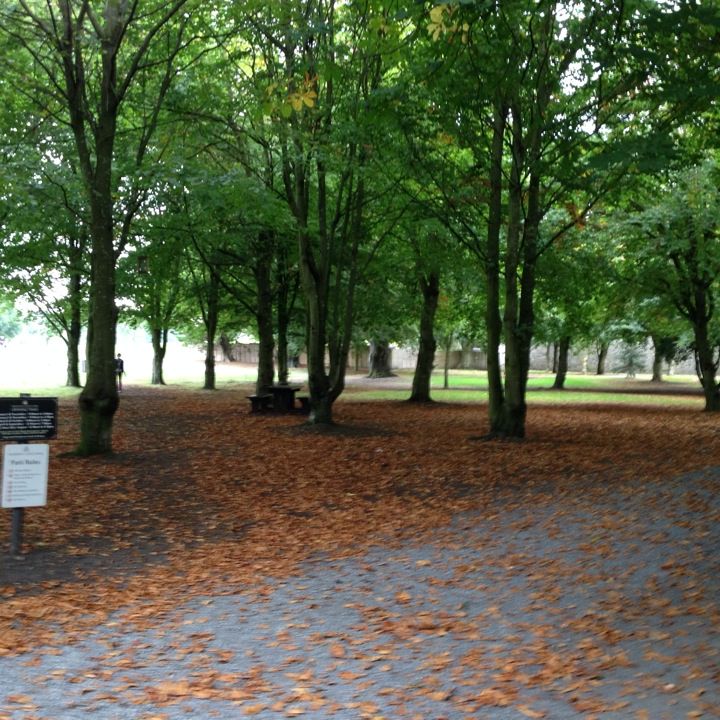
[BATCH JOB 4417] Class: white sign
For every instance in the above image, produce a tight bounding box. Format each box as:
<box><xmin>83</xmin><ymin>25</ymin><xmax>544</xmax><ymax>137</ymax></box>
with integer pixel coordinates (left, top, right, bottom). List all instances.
<box><xmin>1</xmin><ymin>444</ymin><xmax>49</xmax><ymax>508</ymax></box>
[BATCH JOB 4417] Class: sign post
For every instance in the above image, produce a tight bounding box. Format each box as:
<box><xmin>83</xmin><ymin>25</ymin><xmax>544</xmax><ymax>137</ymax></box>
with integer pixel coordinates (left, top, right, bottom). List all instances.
<box><xmin>0</xmin><ymin>396</ymin><xmax>56</xmax><ymax>557</ymax></box>
<box><xmin>10</xmin><ymin>508</ymin><xmax>23</xmax><ymax>557</ymax></box>
<box><xmin>2</xmin><ymin>443</ymin><xmax>50</xmax><ymax>556</ymax></box>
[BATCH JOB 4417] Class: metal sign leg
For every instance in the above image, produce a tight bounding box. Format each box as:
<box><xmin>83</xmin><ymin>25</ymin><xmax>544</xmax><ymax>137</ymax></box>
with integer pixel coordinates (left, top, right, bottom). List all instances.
<box><xmin>10</xmin><ymin>507</ymin><xmax>24</xmax><ymax>556</ymax></box>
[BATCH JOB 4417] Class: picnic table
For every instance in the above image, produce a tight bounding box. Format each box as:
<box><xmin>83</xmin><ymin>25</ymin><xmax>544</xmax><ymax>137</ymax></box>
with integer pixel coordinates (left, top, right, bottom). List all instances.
<box><xmin>269</xmin><ymin>384</ymin><xmax>302</xmax><ymax>412</ymax></box>
<box><xmin>247</xmin><ymin>385</ymin><xmax>310</xmax><ymax>414</ymax></box>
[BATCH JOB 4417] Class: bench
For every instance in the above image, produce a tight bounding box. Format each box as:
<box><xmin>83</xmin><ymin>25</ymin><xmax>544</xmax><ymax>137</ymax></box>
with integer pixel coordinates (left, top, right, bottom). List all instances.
<box><xmin>296</xmin><ymin>395</ymin><xmax>311</xmax><ymax>414</ymax></box>
<box><xmin>247</xmin><ymin>394</ymin><xmax>273</xmax><ymax>413</ymax></box>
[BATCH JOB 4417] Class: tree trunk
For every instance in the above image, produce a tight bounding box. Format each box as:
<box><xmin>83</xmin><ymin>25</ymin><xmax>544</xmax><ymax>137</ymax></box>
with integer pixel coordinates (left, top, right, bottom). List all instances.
<box><xmin>254</xmin><ymin>234</ymin><xmax>275</xmax><ymax>392</ymax></box>
<box><xmin>460</xmin><ymin>339</ymin><xmax>475</xmax><ymax>369</ymax></box>
<box><xmin>66</xmin><ymin>335</ymin><xmax>81</xmax><ymax>388</ymax></box>
<box><xmin>18</xmin><ymin>0</ymin><xmax>192</xmax><ymax>453</ymax></box>
<box><xmin>150</xmin><ymin>326</ymin><xmax>167</xmax><ymax>385</ymax></box>
<box><xmin>204</xmin><ymin>338</ymin><xmax>216</xmax><ymax>390</ymax></box>
<box><xmin>367</xmin><ymin>339</ymin><xmax>394</xmax><ymax>378</ymax></box>
<box><xmin>65</xmin><ymin>266</ymin><xmax>83</xmax><ymax>387</ymax></box>
<box><xmin>76</xmin><ymin>134</ymin><xmax>119</xmax><ymax>455</ymax></box>
<box><xmin>219</xmin><ymin>334</ymin><xmax>234</xmax><ymax>362</ymax></box>
<box><xmin>552</xmin><ymin>336</ymin><xmax>571</xmax><ymax>389</ymax></box>
<box><xmin>276</xmin><ymin>320</ymin><xmax>289</xmax><ymax>385</ymax></box>
<box><xmin>443</xmin><ymin>335</ymin><xmax>452</xmax><ymax>389</ymax></box>
<box><xmin>409</xmin><ymin>271</ymin><xmax>439</xmax><ymax>403</ymax></box>
<box><xmin>354</xmin><ymin>344</ymin><xmax>364</xmax><ymax>372</ymax></box>
<box><xmin>76</xmin><ymin>259</ymin><xmax>118</xmax><ymax>454</ymax></box>
<box><xmin>276</xmin><ymin>239</ymin><xmax>297</xmax><ymax>385</ymax></box>
<box><xmin>65</xmin><ymin>318</ymin><xmax>82</xmax><ymax>389</ymax></box>
<box><xmin>694</xmin><ymin>319</ymin><xmax>720</xmax><ymax>411</ymax></box>
<box><xmin>492</xmin><ymin>82</ymin><xmax>544</xmax><ymax>440</ymax></box>
<box><xmin>651</xmin><ymin>335</ymin><xmax>664</xmax><ymax>383</ymax></box>
<box><xmin>596</xmin><ymin>341</ymin><xmax>609</xmax><ymax>375</ymax></box>
<box><xmin>298</xmin><ymin>228</ymin><xmax>334</xmax><ymax>424</ymax></box>
<box><xmin>485</xmin><ymin>101</ymin><xmax>507</xmax><ymax>432</ymax></box>
<box><xmin>494</xmin><ymin>16</ymin><xmax>552</xmax><ymax>440</ymax></box>
<box><xmin>309</xmin><ymin>393</ymin><xmax>334</xmax><ymax>424</ymax></box>
<box><xmin>494</xmin><ymin>100</ymin><xmax>528</xmax><ymax>439</ymax></box>
<box><xmin>203</xmin><ymin>271</ymin><xmax>220</xmax><ymax>390</ymax></box>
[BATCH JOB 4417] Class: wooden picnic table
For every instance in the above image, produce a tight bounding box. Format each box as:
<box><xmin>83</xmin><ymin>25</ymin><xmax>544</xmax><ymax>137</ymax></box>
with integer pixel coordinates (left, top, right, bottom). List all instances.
<box><xmin>268</xmin><ymin>384</ymin><xmax>302</xmax><ymax>412</ymax></box>
<box><xmin>247</xmin><ymin>385</ymin><xmax>309</xmax><ymax>414</ymax></box>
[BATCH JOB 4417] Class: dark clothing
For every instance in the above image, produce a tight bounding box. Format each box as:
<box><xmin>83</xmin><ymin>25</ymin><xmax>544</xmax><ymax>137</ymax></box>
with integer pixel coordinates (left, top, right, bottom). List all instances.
<box><xmin>115</xmin><ymin>356</ymin><xmax>124</xmax><ymax>390</ymax></box>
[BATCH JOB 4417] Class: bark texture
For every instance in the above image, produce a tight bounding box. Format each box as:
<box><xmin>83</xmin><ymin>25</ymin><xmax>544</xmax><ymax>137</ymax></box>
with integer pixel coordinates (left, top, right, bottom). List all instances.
<box><xmin>552</xmin><ymin>337</ymin><xmax>571</xmax><ymax>389</ymax></box>
<box><xmin>253</xmin><ymin>234</ymin><xmax>275</xmax><ymax>393</ymax></box>
<box><xmin>368</xmin><ymin>340</ymin><xmax>394</xmax><ymax>379</ymax></box>
<box><xmin>596</xmin><ymin>342</ymin><xmax>609</xmax><ymax>375</ymax></box>
<box><xmin>409</xmin><ymin>272</ymin><xmax>439</xmax><ymax>403</ymax></box>
<box><xmin>203</xmin><ymin>271</ymin><xmax>219</xmax><ymax>391</ymax></box>
<box><xmin>151</xmin><ymin>327</ymin><xmax>168</xmax><ymax>385</ymax></box>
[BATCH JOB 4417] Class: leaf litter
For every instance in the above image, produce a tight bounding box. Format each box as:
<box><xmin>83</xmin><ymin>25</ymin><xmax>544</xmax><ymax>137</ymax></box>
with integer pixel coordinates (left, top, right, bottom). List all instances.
<box><xmin>0</xmin><ymin>387</ymin><xmax>718</xmax><ymax>718</ymax></box>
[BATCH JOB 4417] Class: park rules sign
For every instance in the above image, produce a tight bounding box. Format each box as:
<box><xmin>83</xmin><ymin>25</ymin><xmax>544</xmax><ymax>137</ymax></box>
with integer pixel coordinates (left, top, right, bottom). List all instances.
<box><xmin>0</xmin><ymin>397</ymin><xmax>57</xmax><ymax>442</ymax></box>
<box><xmin>1</xmin><ymin>444</ymin><xmax>49</xmax><ymax>509</ymax></box>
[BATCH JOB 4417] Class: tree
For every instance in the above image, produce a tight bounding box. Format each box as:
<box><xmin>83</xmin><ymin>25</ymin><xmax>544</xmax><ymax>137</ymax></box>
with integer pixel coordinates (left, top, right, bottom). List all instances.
<box><xmin>1</xmin><ymin>0</ymin><xmax>201</xmax><ymax>453</ymax></box>
<box><xmin>0</xmin><ymin>114</ymin><xmax>89</xmax><ymax>386</ymax></box>
<box><xmin>244</xmin><ymin>0</ymin><xmax>400</xmax><ymax>423</ymax></box>
<box><xmin>174</xmin><ymin>188</ymin><xmax>235</xmax><ymax>392</ymax></box>
<box><xmin>165</xmin><ymin>17</ymin><xmax>309</xmax><ymax>392</ymax></box>
<box><xmin>409</xmin><ymin>271</ymin><xmax>439</xmax><ymax>401</ymax></box>
<box><xmin>535</xmin><ymin>215</ymin><xmax>616</xmax><ymax>389</ymax></box>
<box><xmin>286</xmin><ymin>1</ymin><xmax>375</xmax><ymax>422</ymax></box>
<box><xmin>407</xmin><ymin>226</ymin><xmax>454</xmax><ymax>403</ymax></box>
<box><xmin>0</xmin><ymin>188</ymin><xmax>89</xmax><ymax>387</ymax></box>
<box><xmin>407</xmin><ymin>0</ymin><xmax>686</xmax><ymax>437</ymax></box>
<box><xmin>628</xmin><ymin>163</ymin><xmax>720</xmax><ymax>409</ymax></box>
<box><xmin>119</xmin><ymin>241</ymin><xmax>184</xmax><ymax>386</ymax></box>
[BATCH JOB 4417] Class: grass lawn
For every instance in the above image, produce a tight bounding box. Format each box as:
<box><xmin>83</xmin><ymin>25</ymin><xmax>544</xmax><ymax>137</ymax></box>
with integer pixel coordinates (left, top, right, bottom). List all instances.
<box><xmin>0</xmin><ymin>365</ymin><xmax>703</xmax><ymax>409</ymax></box>
<box><xmin>341</xmin><ymin>369</ymin><xmax>704</xmax><ymax>408</ymax></box>
<box><xmin>343</xmin><ymin>388</ymin><xmax>704</xmax><ymax>407</ymax></box>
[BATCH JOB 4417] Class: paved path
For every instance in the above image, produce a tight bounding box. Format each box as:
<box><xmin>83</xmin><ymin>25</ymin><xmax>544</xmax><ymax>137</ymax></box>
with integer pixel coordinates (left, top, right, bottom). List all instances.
<box><xmin>1</xmin><ymin>468</ymin><xmax>719</xmax><ymax>719</ymax></box>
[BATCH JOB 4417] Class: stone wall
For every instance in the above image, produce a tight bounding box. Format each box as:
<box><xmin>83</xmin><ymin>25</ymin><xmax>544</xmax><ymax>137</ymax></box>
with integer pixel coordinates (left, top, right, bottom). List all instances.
<box><xmin>218</xmin><ymin>339</ymin><xmax>698</xmax><ymax>377</ymax></box>
<box><xmin>529</xmin><ymin>340</ymin><xmax>697</xmax><ymax>376</ymax></box>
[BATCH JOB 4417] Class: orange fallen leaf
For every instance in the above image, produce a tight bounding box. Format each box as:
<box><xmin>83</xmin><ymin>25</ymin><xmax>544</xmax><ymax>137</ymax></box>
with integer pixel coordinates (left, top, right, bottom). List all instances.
<box><xmin>518</xmin><ymin>705</ymin><xmax>546</xmax><ymax>718</ymax></box>
<box><xmin>330</xmin><ymin>643</ymin><xmax>346</xmax><ymax>658</ymax></box>
<box><xmin>244</xmin><ymin>704</ymin><xmax>267</xmax><ymax>715</ymax></box>
<box><xmin>153</xmin><ymin>681</ymin><xmax>191</xmax><ymax>697</ymax></box>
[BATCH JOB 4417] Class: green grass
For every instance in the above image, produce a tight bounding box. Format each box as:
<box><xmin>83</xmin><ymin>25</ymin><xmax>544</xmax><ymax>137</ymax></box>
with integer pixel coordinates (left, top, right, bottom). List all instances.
<box><xmin>0</xmin><ymin>365</ymin><xmax>703</xmax><ymax>409</ymax></box>
<box><xmin>345</xmin><ymin>369</ymin><xmax>704</xmax><ymax>407</ymax></box>
<box><xmin>342</xmin><ymin>388</ymin><xmax>703</xmax><ymax>407</ymax></box>
<box><xmin>417</xmin><ymin>370</ymin><xmax>699</xmax><ymax>391</ymax></box>
<box><xmin>0</xmin><ymin>385</ymin><xmax>83</xmax><ymax>399</ymax></box>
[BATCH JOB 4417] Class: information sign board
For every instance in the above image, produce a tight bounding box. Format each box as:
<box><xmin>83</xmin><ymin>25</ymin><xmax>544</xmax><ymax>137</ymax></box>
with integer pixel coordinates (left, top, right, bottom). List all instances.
<box><xmin>1</xmin><ymin>443</ymin><xmax>49</xmax><ymax>509</ymax></box>
<box><xmin>0</xmin><ymin>397</ymin><xmax>58</xmax><ymax>441</ymax></box>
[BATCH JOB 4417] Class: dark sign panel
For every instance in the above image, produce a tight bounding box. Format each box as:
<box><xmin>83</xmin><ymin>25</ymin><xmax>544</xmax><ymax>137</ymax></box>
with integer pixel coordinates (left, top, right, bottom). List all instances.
<box><xmin>0</xmin><ymin>397</ymin><xmax>58</xmax><ymax>441</ymax></box>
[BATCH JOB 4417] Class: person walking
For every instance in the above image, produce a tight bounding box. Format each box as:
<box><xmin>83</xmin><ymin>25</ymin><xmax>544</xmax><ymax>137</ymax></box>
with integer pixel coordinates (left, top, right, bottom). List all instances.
<box><xmin>115</xmin><ymin>353</ymin><xmax>125</xmax><ymax>391</ymax></box>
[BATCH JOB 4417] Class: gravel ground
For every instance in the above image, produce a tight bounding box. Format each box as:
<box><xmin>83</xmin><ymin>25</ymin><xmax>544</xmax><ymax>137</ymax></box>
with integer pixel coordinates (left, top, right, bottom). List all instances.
<box><xmin>1</xmin><ymin>465</ymin><xmax>719</xmax><ymax>720</ymax></box>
